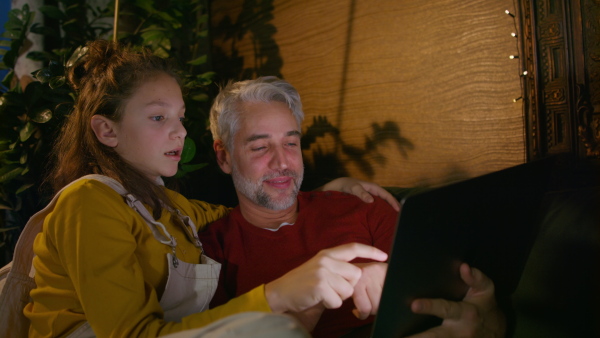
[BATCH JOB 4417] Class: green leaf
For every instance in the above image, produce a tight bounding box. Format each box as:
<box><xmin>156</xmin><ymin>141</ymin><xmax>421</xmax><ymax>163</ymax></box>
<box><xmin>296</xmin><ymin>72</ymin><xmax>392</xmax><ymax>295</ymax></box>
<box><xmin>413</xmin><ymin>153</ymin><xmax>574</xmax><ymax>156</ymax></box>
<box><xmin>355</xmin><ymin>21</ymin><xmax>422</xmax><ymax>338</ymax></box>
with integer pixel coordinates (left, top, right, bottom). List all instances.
<box><xmin>49</xmin><ymin>76</ymin><xmax>66</xmax><ymax>89</ymax></box>
<box><xmin>29</xmin><ymin>23</ymin><xmax>59</xmax><ymax>37</ymax></box>
<box><xmin>196</xmin><ymin>30</ymin><xmax>208</xmax><ymax>38</ymax></box>
<box><xmin>26</xmin><ymin>51</ymin><xmax>52</xmax><ymax>62</ymax></box>
<box><xmin>15</xmin><ymin>183</ymin><xmax>34</xmax><ymax>194</ymax></box>
<box><xmin>180</xmin><ymin>163</ymin><xmax>207</xmax><ymax>172</ymax></box>
<box><xmin>33</xmin><ymin>68</ymin><xmax>52</xmax><ymax>82</ymax></box>
<box><xmin>0</xmin><ymin>166</ymin><xmax>23</xmax><ymax>183</ymax></box>
<box><xmin>39</xmin><ymin>5</ymin><xmax>67</xmax><ymax>21</ymax></box>
<box><xmin>65</xmin><ymin>46</ymin><xmax>88</xmax><ymax>69</ymax></box>
<box><xmin>196</xmin><ymin>13</ymin><xmax>208</xmax><ymax>24</ymax></box>
<box><xmin>30</xmin><ymin>108</ymin><xmax>52</xmax><ymax>123</ymax></box>
<box><xmin>133</xmin><ymin>0</ymin><xmax>156</xmax><ymax>13</ymax></box>
<box><xmin>1</xmin><ymin>70</ymin><xmax>14</xmax><ymax>88</ymax></box>
<box><xmin>196</xmin><ymin>71</ymin><xmax>215</xmax><ymax>85</ymax></box>
<box><xmin>180</xmin><ymin>137</ymin><xmax>196</xmax><ymax>164</ymax></box>
<box><xmin>187</xmin><ymin>55</ymin><xmax>207</xmax><ymax>66</ymax></box>
<box><xmin>0</xmin><ymin>91</ymin><xmax>25</xmax><ymax>111</ymax></box>
<box><xmin>190</xmin><ymin>93</ymin><xmax>209</xmax><ymax>102</ymax></box>
<box><xmin>19</xmin><ymin>122</ymin><xmax>36</xmax><ymax>142</ymax></box>
<box><xmin>155</xmin><ymin>12</ymin><xmax>180</xmax><ymax>28</ymax></box>
<box><xmin>23</xmin><ymin>80</ymin><xmax>43</xmax><ymax>104</ymax></box>
<box><xmin>2</xmin><ymin>49</ymin><xmax>16</xmax><ymax>69</ymax></box>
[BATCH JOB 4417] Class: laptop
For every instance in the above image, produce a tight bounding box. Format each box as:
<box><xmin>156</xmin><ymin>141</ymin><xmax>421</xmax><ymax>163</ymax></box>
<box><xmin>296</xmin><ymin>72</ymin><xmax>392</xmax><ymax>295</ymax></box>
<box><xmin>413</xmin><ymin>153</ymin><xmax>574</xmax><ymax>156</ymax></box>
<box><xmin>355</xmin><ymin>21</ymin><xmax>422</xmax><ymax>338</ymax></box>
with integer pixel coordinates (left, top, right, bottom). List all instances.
<box><xmin>370</xmin><ymin>157</ymin><xmax>554</xmax><ymax>337</ymax></box>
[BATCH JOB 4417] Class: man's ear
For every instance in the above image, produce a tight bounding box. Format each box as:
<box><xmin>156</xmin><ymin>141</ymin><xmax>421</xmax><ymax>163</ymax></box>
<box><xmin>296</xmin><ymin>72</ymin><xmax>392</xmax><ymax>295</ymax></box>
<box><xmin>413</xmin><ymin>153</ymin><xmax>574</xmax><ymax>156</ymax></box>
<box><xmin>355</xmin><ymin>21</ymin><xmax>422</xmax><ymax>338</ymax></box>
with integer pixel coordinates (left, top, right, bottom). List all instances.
<box><xmin>214</xmin><ymin>140</ymin><xmax>232</xmax><ymax>174</ymax></box>
<box><xmin>90</xmin><ymin>115</ymin><xmax>119</xmax><ymax>147</ymax></box>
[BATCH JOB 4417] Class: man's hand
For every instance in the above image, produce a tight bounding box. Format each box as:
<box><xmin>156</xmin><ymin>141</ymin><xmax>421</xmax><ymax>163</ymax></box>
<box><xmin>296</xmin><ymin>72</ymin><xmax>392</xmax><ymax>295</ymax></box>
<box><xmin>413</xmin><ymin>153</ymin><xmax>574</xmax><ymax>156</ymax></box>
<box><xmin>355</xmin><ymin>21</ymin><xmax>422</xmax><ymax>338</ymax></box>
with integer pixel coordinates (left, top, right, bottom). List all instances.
<box><xmin>352</xmin><ymin>262</ymin><xmax>388</xmax><ymax>320</ymax></box>
<box><xmin>318</xmin><ymin>177</ymin><xmax>401</xmax><ymax>212</ymax></box>
<box><xmin>407</xmin><ymin>263</ymin><xmax>506</xmax><ymax>338</ymax></box>
<box><xmin>264</xmin><ymin>243</ymin><xmax>388</xmax><ymax>314</ymax></box>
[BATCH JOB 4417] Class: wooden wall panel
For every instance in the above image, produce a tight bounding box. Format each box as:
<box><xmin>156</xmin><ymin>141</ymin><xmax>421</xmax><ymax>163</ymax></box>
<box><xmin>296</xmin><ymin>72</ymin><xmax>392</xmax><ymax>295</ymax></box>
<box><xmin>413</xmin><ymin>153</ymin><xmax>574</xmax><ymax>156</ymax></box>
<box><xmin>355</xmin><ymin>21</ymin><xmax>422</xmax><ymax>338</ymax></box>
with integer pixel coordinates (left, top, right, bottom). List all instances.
<box><xmin>211</xmin><ymin>0</ymin><xmax>526</xmax><ymax>188</ymax></box>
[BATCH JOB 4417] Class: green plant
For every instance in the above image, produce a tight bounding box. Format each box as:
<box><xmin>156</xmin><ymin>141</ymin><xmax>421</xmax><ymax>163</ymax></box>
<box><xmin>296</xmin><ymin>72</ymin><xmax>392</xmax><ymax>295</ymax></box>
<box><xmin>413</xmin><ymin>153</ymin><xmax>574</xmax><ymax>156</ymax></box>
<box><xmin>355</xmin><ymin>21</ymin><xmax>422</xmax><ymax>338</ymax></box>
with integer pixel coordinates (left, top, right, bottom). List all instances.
<box><xmin>0</xmin><ymin>5</ymin><xmax>77</xmax><ymax>265</ymax></box>
<box><xmin>0</xmin><ymin>0</ymin><xmax>217</xmax><ymax>265</ymax></box>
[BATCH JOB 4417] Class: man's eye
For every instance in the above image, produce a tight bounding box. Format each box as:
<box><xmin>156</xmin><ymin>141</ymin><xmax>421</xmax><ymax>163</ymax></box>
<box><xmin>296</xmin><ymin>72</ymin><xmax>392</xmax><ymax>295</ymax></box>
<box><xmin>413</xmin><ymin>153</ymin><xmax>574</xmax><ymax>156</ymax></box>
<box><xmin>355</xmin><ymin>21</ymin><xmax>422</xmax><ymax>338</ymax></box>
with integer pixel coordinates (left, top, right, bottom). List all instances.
<box><xmin>151</xmin><ymin>116</ymin><xmax>165</xmax><ymax>122</ymax></box>
<box><xmin>251</xmin><ymin>146</ymin><xmax>266</xmax><ymax>151</ymax></box>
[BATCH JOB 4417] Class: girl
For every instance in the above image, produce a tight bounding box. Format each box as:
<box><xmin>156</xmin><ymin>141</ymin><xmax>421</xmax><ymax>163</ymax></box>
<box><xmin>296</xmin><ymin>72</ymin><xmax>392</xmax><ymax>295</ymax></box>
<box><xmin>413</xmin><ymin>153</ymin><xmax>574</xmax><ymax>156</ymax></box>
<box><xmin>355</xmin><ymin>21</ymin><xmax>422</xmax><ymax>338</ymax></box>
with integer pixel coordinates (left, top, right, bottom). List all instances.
<box><xmin>23</xmin><ymin>40</ymin><xmax>391</xmax><ymax>337</ymax></box>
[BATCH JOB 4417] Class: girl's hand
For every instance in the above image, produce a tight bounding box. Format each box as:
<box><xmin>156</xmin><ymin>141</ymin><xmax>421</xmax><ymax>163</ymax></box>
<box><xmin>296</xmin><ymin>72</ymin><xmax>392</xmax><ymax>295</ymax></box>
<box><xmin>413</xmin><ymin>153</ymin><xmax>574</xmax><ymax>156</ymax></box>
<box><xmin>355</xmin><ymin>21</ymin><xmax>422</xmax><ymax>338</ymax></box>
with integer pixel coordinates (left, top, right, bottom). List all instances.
<box><xmin>264</xmin><ymin>243</ymin><xmax>388</xmax><ymax>314</ymax></box>
<box><xmin>318</xmin><ymin>177</ymin><xmax>401</xmax><ymax>212</ymax></box>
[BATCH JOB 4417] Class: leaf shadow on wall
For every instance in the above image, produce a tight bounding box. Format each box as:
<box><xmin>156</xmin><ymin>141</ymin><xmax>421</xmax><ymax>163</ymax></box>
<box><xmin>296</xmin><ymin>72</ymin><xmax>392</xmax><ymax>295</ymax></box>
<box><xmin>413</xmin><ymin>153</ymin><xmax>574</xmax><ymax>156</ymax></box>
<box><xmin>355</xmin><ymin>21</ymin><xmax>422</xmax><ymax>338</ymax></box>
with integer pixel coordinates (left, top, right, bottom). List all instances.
<box><xmin>301</xmin><ymin>116</ymin><xmax>415</xmax><ymax>190</ymax></box>
<box><xmin>211</xmin><ymin>0</ymin><xmax>283</xmax><ymax>81</ymax></box>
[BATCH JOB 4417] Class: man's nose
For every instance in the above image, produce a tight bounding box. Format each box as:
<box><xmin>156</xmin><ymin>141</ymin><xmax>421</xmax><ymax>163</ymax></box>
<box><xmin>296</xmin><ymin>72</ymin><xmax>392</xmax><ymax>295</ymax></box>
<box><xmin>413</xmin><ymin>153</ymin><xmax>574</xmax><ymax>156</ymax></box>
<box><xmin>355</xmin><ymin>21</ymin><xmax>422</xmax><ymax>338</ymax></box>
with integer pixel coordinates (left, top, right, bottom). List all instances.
<box><xmin>269</xmin><ymin>146</ymin><xmax>288</xmax><ymax>170</ymax></box>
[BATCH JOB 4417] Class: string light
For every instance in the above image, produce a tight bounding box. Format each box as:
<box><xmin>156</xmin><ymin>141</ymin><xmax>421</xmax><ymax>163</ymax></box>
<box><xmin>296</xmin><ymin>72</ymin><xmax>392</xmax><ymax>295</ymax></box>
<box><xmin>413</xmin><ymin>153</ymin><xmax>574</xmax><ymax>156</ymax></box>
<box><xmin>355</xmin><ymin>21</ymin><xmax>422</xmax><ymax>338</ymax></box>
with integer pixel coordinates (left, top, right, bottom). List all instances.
<box><xmin>507</xmin><ymin>3</ymin><xmax>528</xmax><ymax>163</ymax></box>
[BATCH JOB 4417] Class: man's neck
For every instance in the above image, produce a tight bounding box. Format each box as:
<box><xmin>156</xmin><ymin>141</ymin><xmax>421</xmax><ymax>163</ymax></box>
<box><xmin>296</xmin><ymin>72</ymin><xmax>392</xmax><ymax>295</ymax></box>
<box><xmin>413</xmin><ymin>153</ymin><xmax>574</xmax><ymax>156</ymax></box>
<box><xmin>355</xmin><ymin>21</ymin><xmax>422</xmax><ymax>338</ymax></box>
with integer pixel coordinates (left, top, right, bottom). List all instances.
<box><xmin>237</xmin><ymin>194</ymin><xmax>299</xmax><ymax>230</ymax></box>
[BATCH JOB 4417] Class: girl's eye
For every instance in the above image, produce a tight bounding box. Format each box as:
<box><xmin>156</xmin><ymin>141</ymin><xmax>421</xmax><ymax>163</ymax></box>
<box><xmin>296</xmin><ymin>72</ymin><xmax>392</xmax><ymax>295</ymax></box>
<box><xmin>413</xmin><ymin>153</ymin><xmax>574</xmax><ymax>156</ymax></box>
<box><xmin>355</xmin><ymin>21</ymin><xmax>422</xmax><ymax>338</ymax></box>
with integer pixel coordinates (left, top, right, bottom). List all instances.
<box><xmin>179</xmin><ymin>117</ymin><xmax>187</xmax><ymax>123</ymax></box>
<box><xmin>151</xmin><ymin>116</ymin><xmax>164</xmax><ymax>122</ymax></box>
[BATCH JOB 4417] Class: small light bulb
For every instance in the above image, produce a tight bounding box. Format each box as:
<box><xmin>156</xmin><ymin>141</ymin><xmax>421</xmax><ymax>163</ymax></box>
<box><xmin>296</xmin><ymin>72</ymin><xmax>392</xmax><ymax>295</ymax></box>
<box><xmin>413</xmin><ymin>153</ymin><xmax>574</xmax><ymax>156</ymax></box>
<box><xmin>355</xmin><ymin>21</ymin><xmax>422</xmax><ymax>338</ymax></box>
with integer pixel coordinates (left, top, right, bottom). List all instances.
<box><xmin>509</xmin><ymin>55</ymin><xmax>519</xmax><ymax>59</ymax></box>
<box><xmin>511</xmin><ymin>32</ymin><xmax>518</xmax><ymax>38</ymax></box>
<box><xmin>505</xmin><ymin>10</ymin><xmax>515</xmax><ymax>17</ymax></box>
<box><xmin>513</xmin><ymin>97</ymin><xmax>523</xmax><ymax>102</ymax></box>
<box><xmin>522</xmin><ymin>70</ymin><xmax>528</xmax><ymax>76</ymax></box>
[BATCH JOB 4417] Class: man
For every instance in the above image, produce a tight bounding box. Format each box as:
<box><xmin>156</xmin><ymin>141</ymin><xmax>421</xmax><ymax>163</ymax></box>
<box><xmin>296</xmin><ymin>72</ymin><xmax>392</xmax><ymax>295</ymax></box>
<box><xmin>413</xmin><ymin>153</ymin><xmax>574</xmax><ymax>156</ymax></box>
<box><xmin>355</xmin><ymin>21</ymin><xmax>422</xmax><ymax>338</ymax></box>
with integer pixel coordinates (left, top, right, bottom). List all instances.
<box><xmin>200</xmin><ymin>77</ymin><xmax>505</xmax><ymax>337</ymax></box>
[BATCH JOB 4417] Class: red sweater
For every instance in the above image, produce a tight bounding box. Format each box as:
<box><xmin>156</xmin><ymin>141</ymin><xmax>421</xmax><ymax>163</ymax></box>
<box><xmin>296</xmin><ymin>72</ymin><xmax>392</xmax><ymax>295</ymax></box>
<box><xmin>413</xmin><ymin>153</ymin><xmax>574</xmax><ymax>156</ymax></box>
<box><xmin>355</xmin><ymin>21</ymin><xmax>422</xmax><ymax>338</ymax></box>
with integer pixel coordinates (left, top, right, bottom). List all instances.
<box><xmin>199</xmin><ymin>190</ymin><xmax>398</xmax><ymax>337</ymax></box>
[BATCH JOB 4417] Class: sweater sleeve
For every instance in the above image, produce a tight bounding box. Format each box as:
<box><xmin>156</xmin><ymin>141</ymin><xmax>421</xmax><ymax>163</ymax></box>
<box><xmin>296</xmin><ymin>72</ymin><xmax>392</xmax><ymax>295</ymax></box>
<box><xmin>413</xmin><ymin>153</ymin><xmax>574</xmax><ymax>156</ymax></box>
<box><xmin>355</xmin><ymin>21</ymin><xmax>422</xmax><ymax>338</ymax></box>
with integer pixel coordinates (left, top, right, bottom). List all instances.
<box><xmin>26</xmin><ymin>180</ymin><xmax>270</xmax><ymax>338</ymax></box>
<box><xmin>370</xmin><ymin>196</ymin><xmax>399</xmax><ymax>253</ymax></box>
<box><xmin>182</xmin><ymin>197</ymin><xmax>232</xmax><ymax>231</ymax></box>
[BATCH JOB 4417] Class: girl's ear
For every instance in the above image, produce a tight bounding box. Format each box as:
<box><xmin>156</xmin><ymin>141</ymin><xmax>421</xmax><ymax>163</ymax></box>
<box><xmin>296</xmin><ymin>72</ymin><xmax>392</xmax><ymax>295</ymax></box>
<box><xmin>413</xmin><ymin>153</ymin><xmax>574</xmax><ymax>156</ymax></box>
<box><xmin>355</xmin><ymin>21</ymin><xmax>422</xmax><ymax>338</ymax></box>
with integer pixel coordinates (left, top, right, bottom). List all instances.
<box><xmin>214</xmin><ymin>140</ymin><xmax>232</xmax><ymax>174</ymax></box>
<box><xmin>91</xmin><ymin>115</ymin><xmax>119</xmax><ymax>147</ymax></box>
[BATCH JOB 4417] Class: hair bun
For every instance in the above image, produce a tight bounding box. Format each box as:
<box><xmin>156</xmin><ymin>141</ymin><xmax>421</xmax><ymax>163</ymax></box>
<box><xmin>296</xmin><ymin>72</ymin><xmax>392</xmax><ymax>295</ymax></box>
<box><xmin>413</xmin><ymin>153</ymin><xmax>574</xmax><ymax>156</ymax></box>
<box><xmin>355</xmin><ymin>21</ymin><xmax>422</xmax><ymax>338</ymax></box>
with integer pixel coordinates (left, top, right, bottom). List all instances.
<box><xmin>66</xmin><ymin>40</ymin><xmax>120</xmax><ymax>92</ymax></box>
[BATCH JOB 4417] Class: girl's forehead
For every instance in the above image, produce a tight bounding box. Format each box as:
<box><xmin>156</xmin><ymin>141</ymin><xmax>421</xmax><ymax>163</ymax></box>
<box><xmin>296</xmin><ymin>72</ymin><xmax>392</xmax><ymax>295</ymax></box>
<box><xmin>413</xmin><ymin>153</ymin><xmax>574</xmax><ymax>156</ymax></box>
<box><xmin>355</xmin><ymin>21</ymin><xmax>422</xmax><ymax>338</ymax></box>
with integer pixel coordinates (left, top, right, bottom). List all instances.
<box><xmin>123</xmin><ymin>74</ymin><xmax>185</xmax><ymax>112</ymax></box>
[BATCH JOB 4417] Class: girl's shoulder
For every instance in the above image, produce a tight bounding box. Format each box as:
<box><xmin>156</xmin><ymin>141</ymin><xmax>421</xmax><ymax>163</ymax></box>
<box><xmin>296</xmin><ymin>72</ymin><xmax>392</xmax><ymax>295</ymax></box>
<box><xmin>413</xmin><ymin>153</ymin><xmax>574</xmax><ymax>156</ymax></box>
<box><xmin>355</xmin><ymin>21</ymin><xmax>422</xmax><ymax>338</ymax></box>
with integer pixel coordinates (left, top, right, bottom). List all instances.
<box><xmin>53</xmin><ymin>178</ymin><xmax>131</xmax><ymax>215</ymax></box>
<box><xmin>60</xmin><ymin>177</ymin><xmax>124</xmax><ymax>199</ymax></box>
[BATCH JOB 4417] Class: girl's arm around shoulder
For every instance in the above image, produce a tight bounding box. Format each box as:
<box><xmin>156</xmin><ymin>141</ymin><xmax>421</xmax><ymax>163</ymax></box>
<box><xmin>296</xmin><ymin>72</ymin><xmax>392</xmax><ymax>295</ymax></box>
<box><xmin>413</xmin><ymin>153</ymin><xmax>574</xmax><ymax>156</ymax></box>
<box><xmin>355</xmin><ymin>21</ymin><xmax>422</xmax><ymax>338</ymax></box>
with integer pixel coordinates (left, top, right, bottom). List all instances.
<box><xmin>172</xmin><ymin>191</ymin><xmax>231</xmax><ymax>230</ymax></box>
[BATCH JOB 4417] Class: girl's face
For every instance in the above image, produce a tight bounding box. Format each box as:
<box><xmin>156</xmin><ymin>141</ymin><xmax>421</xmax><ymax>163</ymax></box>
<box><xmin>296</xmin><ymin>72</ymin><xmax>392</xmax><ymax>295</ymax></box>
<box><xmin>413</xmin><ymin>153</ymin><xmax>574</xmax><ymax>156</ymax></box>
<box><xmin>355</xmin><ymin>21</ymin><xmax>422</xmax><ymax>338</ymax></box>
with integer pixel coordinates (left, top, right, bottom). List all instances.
<box><xmin>113</xmin><ymin>73</ymin><xmax>187</xmax><ymax>181</ymax></box>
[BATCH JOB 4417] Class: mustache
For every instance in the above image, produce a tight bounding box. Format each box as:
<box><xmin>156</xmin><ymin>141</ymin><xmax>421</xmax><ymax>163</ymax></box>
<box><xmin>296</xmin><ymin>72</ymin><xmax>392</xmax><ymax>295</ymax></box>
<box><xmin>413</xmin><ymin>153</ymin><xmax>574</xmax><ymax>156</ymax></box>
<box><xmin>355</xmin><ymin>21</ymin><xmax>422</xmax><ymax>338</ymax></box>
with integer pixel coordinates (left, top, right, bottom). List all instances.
<box><xmin>261</xmin><ymin>169</ymin><xmax>300</xmax><ymax>181</ymax></box>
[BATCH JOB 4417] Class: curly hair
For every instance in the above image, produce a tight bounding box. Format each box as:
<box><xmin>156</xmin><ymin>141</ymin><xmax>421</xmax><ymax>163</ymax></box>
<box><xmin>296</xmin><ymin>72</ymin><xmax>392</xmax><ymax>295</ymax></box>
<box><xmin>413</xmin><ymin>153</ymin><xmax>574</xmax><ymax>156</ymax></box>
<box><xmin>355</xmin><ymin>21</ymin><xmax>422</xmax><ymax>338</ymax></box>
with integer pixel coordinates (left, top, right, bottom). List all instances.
<box><xmin>49</xmin><ymin>40</ymin><xmax>181</xmax><ymax>218</ymax></box>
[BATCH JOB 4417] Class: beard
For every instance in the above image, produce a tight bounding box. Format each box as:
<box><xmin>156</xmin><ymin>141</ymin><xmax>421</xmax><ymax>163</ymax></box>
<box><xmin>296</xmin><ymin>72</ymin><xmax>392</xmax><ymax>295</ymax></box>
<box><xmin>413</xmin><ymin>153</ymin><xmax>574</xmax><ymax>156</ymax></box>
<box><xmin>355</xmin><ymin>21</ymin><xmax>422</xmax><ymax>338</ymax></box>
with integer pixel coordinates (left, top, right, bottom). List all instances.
<box><xmin>231</xmin><ymin>164</ymin><xmax>303</xmax><ymax>211</ymax></box>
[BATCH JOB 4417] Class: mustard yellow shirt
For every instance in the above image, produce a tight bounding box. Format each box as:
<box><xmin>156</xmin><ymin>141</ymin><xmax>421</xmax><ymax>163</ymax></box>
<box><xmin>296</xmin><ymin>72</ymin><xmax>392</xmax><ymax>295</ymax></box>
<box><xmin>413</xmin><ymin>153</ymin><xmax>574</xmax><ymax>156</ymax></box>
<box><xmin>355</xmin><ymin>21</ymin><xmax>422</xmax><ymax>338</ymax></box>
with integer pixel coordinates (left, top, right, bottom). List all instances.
<box><xmin>24</xmin><ymin>179</ymin><xmax>271</xmax><ymax>337</ymax></box>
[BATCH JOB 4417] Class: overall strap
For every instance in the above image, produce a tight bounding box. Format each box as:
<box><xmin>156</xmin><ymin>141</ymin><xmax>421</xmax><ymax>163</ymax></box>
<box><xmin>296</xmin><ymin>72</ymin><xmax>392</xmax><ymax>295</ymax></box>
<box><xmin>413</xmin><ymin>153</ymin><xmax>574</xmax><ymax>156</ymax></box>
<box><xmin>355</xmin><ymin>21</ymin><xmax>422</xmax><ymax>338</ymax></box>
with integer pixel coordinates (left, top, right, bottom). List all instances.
<box><xmin>80</xmin><ymin>175</ymin><xmax>179</xmax><ymax>267</ymax></box>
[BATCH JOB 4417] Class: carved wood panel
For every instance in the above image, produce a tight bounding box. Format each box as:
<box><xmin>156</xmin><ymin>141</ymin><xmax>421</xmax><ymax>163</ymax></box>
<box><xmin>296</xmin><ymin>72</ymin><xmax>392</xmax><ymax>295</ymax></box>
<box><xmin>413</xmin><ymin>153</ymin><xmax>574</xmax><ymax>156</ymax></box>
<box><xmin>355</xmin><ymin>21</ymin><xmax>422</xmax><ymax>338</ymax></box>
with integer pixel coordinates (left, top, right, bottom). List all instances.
<box><xmin>521</xmin><ymin>0</ymin><xmax>600</xmax><ymax>159</ymax></box>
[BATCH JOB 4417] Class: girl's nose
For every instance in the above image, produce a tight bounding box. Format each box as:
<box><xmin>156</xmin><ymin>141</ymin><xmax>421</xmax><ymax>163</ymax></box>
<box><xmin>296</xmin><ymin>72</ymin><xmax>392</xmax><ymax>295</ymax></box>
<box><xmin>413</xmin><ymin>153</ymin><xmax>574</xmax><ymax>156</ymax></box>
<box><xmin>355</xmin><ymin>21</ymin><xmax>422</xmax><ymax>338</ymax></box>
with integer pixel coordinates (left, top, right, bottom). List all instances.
<box><xmin>172</xmin><ymin>119</ymin><xmax>187</xmax><ymax>139</ymax></box>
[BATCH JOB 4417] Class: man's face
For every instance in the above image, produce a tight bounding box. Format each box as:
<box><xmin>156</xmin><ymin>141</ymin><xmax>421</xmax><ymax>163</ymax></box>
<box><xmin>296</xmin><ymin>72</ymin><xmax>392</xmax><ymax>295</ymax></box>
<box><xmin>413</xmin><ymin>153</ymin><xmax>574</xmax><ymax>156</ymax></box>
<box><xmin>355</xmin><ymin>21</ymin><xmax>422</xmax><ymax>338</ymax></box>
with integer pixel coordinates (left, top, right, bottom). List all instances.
<box><xmin>228</xmin><ymin>101</ymin><xmax>304</xmax><ymax>211</ymax></box>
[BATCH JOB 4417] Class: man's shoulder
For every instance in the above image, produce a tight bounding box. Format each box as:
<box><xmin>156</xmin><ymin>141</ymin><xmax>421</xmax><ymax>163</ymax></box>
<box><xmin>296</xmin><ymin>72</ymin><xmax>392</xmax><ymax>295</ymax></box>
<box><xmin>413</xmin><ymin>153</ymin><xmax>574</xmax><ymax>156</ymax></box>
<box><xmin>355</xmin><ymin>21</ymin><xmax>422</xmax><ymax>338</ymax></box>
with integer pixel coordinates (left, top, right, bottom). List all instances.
<box><xmin>299</xmin><ymin>190</ymin><xmax>392</xmax><ymax>208</ymax></box>
<box><xmin>299</xmin><ymin>190</ymin><xmax>361</xmax><ymax>201</ymax></box>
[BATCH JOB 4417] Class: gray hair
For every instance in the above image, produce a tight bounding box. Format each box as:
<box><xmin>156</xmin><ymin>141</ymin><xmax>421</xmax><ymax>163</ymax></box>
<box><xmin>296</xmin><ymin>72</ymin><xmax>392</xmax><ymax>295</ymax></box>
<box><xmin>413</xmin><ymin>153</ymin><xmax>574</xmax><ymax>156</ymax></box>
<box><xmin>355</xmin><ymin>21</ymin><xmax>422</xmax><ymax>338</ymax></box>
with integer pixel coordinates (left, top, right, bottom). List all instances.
<box><xmin>209</xmin><ymin>76</ymin><xmax>304</xmax><ymax>150</ymax></box>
